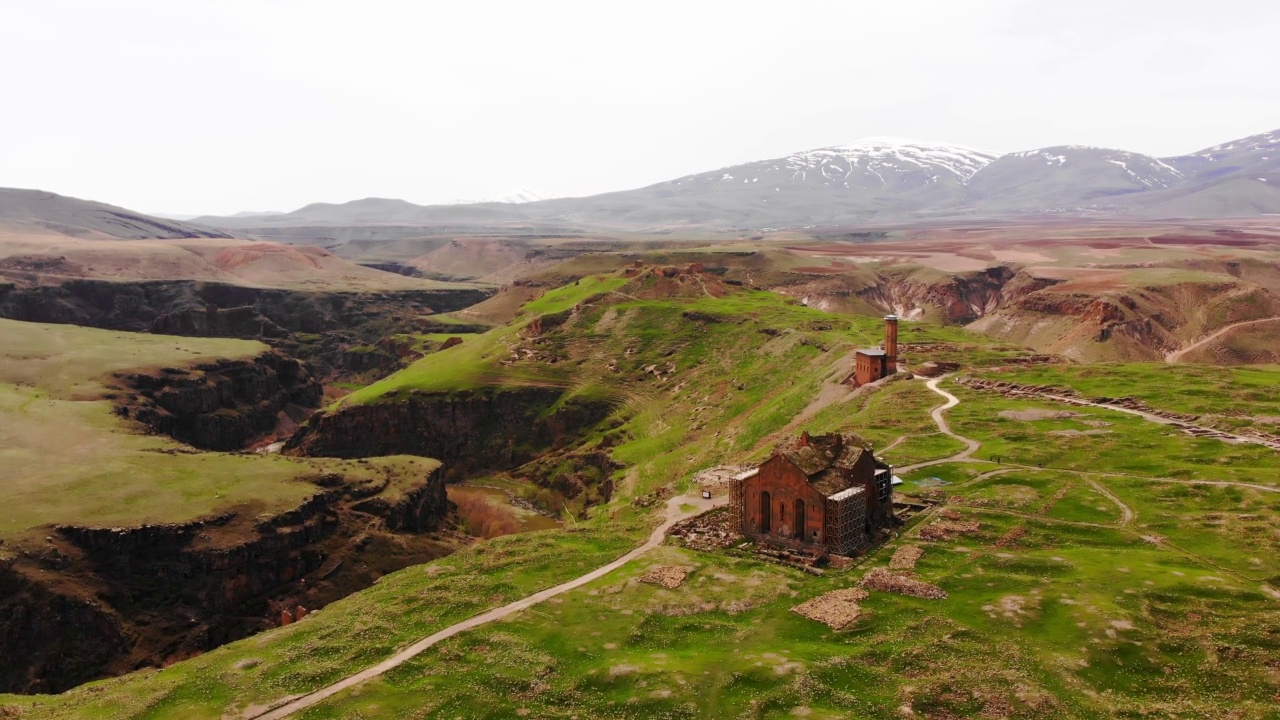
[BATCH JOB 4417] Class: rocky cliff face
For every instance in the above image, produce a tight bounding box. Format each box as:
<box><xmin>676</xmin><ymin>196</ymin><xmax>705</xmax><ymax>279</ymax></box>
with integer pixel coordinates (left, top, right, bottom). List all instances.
<box><xmin>115</xmin><ymin>351</ymin><xmax>323</xmax><ymax>450</ymax></box>
<box><xmin>858</xmin><ymin>266</ymin><xmax>1062</xmax><ymax>323</ymax></box>
<box><xmin>150</xmin><ymin>304</ymin><xmax>289</xmax><ymax>338</ymax></box>
<box><xmin>0</xmin><ymin>279</ymin><xmax>489</xmax><ymax>335</ymax></box>
<box><xmin>970</xmin><ymin>280</ymin><xmax>1280</xmax><ymax>362</ymax></box>
<box><xmin>286</xmin><ymin>387</ymin><xmax>616</xmax><ymax>479</ymax></box>
<box><xmin>0</xmin><ymin>279</ymin><xmax>492</xmax><ymax>382</ymax></box>
<box><xmin>0</xmin><ymin>465</ymin><xmax>453</xmax><ymax>694</ymax></box>
<box><xmin>770</xmin><ymin>263</ymin><xmax>1280</xmax><ymax>362</ymax></box>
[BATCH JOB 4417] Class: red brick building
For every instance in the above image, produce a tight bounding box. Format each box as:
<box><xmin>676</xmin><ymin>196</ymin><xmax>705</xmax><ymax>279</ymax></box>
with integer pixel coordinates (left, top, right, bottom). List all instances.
<box><xmin>730</xmin><ymin>432</ymin><xmax>896</xmax><ymax>556</ymax></box>
<box><xmin>852</xmin><ymin>315</ymin><xmax>899</xmax><ymax>387</ymax></box>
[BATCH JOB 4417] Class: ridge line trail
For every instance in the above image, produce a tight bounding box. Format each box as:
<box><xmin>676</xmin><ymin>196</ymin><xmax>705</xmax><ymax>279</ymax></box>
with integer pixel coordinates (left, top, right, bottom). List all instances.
<box><xmin>249</xmin><ymin>493</ymin><xmax>725</xmax><ymax>720</ymax></box>
<box><xmin>897</xmin><ymin>375</ymin><xmax>982</xmax><ymax>473</ymax></box>
<box><xmin>1165</xmin><ymin>315</ymin><xmax>1280</xmax><ymax>363</ymax></box>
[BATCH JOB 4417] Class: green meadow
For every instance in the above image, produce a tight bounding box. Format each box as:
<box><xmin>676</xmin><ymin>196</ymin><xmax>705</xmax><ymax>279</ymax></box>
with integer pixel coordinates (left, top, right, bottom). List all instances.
<box><xmin>4</xmin><ymin>276</ymin><xmax>1278</xmax><ymax>719</ymax></box>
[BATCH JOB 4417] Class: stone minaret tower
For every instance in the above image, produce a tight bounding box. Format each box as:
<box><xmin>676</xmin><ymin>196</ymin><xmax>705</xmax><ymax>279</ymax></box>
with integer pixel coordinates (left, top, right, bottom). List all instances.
<box><xmin>884</xmin><ymin>314</ymin><xmax>899</xmax><ymax>374</ymax></box>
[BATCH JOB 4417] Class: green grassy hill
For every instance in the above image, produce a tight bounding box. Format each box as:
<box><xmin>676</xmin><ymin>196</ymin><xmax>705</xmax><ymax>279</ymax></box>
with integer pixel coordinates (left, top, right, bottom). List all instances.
<box><xmin>4</xmin><ymin>273</ymin><xmax>1279</xmax><ymax>719</ymax></box>
<box><xmin>0</xmin><ymin>320</ymin><xmax>434</xmax><ymax>539</ymax></box>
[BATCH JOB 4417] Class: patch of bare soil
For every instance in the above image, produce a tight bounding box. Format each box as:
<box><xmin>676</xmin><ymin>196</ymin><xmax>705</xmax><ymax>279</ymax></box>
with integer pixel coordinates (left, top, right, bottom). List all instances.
<box><xmin>791</xmin><ymin>588</ymin><xmax>869</xmax><ymax>630</ymax></box>
<box><xmin>889</xmin><ymin>545</ymin><xmax>924</xmax><ymax>570</ymax></box>
<box><xmin>640</xmin><ymin>565</ymin><xmax>692</xmax><ymax>589</ymax></box>
<box><xmin>998</xmin><ymin>408</ymin><xmax>1081</xmax><ymax>421</ymax></box>
<box><xmin>860</xmin><ymin>568</ymin><xmax>948</xmax><ymax>599</ymax></box>
<box><xmin>982</xmin><ymin>594</ymin><xmax>1040</xmax><ymax>627</ymax></box>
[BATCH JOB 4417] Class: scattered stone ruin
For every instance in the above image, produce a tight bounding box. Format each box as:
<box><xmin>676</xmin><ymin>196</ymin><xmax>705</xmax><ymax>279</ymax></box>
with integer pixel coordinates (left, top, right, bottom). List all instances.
<box><xmin>957</xmin><ymin>376</ymin><xmax>1280</xmax><ymax>451</ymax></box>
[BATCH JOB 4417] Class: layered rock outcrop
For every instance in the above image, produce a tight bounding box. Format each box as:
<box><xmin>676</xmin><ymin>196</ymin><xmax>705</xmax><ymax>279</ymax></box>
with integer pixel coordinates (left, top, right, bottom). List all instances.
<box><xmin>0</xmin><ymin>465</ymin><xmax>453</xmax><ymax>694</ymax></box>
<box><xmin>0</xmin><ymin>279</ymin><xmax>489</xmax><ymax>336</ymax></box>
<box><xmin>116</xmin><ymin>352</ymin><xmax>323</xmax><ymax>450</ymax></box>
<box><xmin>286</xmin><ymin>387</ymin><xmax>616</xmax><ymax>479</ymax></box>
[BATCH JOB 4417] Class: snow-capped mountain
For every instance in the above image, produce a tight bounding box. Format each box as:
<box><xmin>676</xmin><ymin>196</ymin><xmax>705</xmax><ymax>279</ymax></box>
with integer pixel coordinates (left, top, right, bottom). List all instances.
<box><xmin>780</xmin><ymin>138</ymin><xmax>998</xmax><ymax>183</ymax></box>
<box><xmin>664</xmin><ymin>138</ymin><xmax>998</xmax><ymax>196</ymax></box>
<box><xmin>1165</xmin><ymin>129</ymin><xmax>1280</xmax><ymax>181</ymax></box>
<box><xmin>966</xmin><ymin>145</ymin><xmax>1188</xmax><ymax>210</ymax></box>
<box><xmin>197</xmin><ymin>128</ymin><xmax>1280</xmax><ymax>231</ymax></box>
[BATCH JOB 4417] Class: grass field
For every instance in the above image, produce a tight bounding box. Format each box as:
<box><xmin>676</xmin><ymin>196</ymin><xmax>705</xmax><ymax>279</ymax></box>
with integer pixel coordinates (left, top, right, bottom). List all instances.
<box><xmin>944</xmin><ymin>387</ymin><xmax>1280</xmax><ymax>487</ymax></box>
<box><xmin>5</xmin><ymin>275</ymin><xmax>1279</xmax><ymax>718</ymax></box>
<box><xmin>0</xmin><ymin>319</ymin><xmax>436</xmax><ymax>542</ymax></box>
<box><xmin>277</xmin><ymin>504</ymin><xmax>1278</xmax><ymax>719</ymax></box>
<box><xmin>972</xmin><ymin>363</ymin><xmax>1280</xmax><ymax>432</ymax></box>
<box><xmin>272</xmin><ymin>383</ymin><xmax>1280</xmax><ymax>719</ymax></box>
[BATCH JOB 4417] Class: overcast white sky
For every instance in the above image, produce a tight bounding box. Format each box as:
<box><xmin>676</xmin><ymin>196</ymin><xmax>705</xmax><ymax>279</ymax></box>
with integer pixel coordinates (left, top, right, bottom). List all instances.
<box><xmin>2</xmin><ymin>0</ymin><xmax>1277</xmax><ymax>216</ymax></box>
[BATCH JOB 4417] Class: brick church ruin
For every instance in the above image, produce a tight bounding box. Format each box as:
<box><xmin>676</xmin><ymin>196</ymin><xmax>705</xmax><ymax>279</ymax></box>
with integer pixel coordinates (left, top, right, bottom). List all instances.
<box><xmin>730</xmin><ymin>432</ymin><xmax>896</xmax><ymax>556</ymax></box>
<box><xmin>852</xmin><ymin>315</ymin><xmax>899</xmax><ymax>387</ymax></box>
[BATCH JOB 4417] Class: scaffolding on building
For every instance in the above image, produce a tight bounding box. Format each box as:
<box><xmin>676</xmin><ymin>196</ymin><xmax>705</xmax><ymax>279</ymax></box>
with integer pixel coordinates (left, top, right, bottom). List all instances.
<box><xmin>824</xmin><ymin>486</ymin><xmax>868</xmax><ymax>555</ymax></box>
<box><xmin>728</xmin><ymin>469</ymin><xmax>753</xmax><ymax>534</ymax></box>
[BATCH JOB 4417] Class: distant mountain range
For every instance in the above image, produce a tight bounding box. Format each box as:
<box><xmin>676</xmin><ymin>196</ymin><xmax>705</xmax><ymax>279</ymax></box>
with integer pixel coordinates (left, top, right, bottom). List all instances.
<box><xmin>194</xmin><ymin>128</ymin><xmax>1280</xmax><ymax>232</ymax></box>
<box><xmin>3</xmin><ymin>129</ymin><xmax>1277</xmax><ymax>244</ymax></box>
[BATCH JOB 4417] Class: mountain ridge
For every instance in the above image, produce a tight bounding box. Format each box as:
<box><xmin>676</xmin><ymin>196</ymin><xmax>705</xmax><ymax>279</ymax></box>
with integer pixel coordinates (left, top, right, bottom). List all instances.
<box><xmin>190</xmin><ymin>128</ymin><xmax>1280</xmax><ymax>231</ymax></box>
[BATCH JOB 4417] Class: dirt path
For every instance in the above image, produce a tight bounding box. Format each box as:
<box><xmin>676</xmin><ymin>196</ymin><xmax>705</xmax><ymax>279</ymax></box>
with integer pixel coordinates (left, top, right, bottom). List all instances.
<box><xmin>878</xmin><ymin>434</ymin><xmax>910</xmax><ymax>455</ymax></box>
<box><xmin>249</xmin><ymin>493</ymin><xmax>726</xmax><ymax>720</ymax></box>
<box><xmin>1085</xmin><ymin>477</ymin><xmax>1135</xmax><ymax>525</ymax></box>
<box><xmin>1165</xmin><ymin>316</ymin><xmax>1280</xmax><ymax>363</ymax></box>
<box><xmin>893</xmin><ymin>378</ymin><xmax>1277</xmax><ymax>493</ymax></box>
<box><xmin>897</xmin><ymin>376</ymin><xmax>982</xmax><ymax>473</ymax></box>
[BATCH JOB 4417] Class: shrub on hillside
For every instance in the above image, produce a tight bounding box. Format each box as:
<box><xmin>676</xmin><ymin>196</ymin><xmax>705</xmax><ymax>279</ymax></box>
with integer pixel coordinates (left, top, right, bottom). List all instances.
<box><xmin>454</xmin><ymin>493</ymin><xmax>521</xmax><ymax>539</ymax></box>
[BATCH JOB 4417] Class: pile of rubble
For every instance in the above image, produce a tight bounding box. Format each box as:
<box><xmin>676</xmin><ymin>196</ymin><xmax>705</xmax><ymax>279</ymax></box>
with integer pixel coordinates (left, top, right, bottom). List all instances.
<box><xmin>888</xmin><ymin>545</ymin><xmax>924</xmax><ymax>570</ymax></box>
<box><xmin>692</xmin><ymin>465</ymin><xmax>750</xmax><ymax>495</ymax></box>
<box><xmin>957</xmin><ymin>377</ymin><xmax>1083</xmax><ymax>401</ymax></box>
<box><xmin>632</xmin><ymin>485</ymin><xmax>675</xmax><ymax>509</ymax></box>
<box><xmin>919</xmin><ymin>519</ymin><xmax>981</xmax><ymax>542</ymax></box>
<box><xmin>791</xmin><ymin>588</ymin><xmax>869</xmax><ymax>630</ymax></box>
<box><xmin>640</xmin><ymin>565</ymin><xmax>692</xmax><ymax>589</ymax></box>
<box><xmin>993</xmin><ymin>526</ymin><xmax>1026</xmax><ymax>549</ymax></box>
<box><xmin>667</xmin><ymin>507</ymin><xmax>741</xmax><ymax>551</ymax></box>
<box><xmin>860</xmin><ymin>568</ymin><xmax>947</xmax><ymax>600</ymax></box>
<box><xmin>753</xmin><ymin>544</ymin><xmax>826</xmax><ymax>575</ymax></box>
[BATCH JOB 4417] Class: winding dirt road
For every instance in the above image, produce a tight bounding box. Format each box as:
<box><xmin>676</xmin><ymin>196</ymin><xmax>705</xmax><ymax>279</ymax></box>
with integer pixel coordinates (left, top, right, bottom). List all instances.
<box><xmin>250</xmin><ymin>492</ymin><xmax>725</xmax><ymax>720</ymax></box>
<box><xmin>897</xmin><ymin>376</ymin><xmax>983</xmax><ymax>473</ymax></box>
<box><xmin>1165</xmin><ymin>316</ymin><xmax>1280</xmax><ymax>364</ymax></box>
